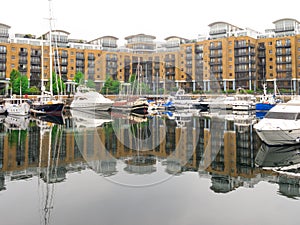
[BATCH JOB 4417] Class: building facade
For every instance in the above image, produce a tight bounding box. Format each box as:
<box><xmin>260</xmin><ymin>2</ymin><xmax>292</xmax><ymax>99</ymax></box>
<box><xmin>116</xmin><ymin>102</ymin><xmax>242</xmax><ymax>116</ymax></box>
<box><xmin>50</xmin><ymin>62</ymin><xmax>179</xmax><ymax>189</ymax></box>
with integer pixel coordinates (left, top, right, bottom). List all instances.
<box><xmin>1</xmin><ymin>18</ymin><xmax>300</xmax><ymax>94</ymax></box>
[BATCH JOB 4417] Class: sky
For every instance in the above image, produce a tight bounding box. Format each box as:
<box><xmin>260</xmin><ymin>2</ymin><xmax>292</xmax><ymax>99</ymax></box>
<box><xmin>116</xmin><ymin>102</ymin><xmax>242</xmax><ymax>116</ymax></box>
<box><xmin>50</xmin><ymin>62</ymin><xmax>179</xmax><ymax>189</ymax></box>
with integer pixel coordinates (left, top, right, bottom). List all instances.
<box><xmin>1</xmin><ymin>0</ymin><xmax>300</xmax><ymax>45</ymax></box>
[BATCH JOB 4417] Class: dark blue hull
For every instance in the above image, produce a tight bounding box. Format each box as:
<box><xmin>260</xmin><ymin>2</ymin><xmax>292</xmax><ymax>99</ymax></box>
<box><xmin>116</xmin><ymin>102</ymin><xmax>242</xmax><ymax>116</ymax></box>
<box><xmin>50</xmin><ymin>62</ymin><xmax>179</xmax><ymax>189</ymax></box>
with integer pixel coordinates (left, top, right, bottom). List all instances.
<box><xmin>31</xmin><ymin>103</ymin><xmax>65</xmax><ymax>116</ymax></box>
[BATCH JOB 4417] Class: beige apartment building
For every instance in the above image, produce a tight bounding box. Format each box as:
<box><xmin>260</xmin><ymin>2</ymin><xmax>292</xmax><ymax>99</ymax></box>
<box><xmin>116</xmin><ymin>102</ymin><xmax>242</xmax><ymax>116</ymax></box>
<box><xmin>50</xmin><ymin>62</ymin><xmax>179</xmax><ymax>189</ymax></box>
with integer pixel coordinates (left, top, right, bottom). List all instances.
<box><xmin>1</xmin><ymin>18</ymin><xmax>300</xmax><ymax>94</ymax></box>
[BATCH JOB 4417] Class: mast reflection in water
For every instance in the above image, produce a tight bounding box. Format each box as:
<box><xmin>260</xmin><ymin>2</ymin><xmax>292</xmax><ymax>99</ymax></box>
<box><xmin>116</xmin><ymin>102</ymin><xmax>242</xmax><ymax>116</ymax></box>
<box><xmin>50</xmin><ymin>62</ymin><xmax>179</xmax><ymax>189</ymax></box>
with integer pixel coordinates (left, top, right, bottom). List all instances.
<box><xmin>0</xmin><ymin>111</ymin><xmax>300</xmax><ymax>225</ymax></box>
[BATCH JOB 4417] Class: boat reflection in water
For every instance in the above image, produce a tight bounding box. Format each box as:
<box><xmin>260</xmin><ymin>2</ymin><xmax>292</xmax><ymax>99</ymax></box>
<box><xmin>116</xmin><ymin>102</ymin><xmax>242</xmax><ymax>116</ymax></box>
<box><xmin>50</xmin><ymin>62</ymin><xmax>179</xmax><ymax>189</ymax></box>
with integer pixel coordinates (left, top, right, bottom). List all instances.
<box><xmin>255</xmin><ymin>143</ymin><xmax>300</xmax><ymax>168</ymax></box>
<box><xmin>255</xmin><ymin>143</ymin><xmax>300</xmax><ymax>199</ymax></box>
<box><xmin>1</xmin><ymin>111</ymin><xmax>300</xmax><ymax>197</ymax></box>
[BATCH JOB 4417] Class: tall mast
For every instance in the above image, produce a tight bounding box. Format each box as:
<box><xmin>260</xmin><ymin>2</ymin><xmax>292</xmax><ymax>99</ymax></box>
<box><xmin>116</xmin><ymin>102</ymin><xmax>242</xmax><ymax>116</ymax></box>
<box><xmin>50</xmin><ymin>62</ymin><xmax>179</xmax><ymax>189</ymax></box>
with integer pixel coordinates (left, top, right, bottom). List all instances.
<box><xmin>48</xmin><ymin>0</ymin><xmax>53</xmax><ymax>95</ymax></box>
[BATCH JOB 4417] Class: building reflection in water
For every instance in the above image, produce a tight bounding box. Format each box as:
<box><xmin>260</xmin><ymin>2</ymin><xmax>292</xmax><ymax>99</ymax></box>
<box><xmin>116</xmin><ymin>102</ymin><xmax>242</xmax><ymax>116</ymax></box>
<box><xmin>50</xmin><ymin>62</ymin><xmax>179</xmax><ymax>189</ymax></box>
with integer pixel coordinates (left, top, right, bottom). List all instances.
<box><xmin>0</xmin><ymin>111</ymin><xmax>299</xmax><ymax>198</ymax></box>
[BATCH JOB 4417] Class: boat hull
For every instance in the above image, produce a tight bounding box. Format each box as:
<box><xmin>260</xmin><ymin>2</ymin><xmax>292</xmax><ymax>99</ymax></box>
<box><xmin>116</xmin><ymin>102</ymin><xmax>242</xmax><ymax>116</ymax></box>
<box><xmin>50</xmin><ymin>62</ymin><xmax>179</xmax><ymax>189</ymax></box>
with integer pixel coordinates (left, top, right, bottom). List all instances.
<box><xmin>70</xmin><ymin>103</ymin><xmax>112</xmax><ymax>111</ymax></box>
<box><xmin>255</xmin><ymin>103</ymin><xmax>275</xmax><ymax>111</ymax></box>
<box><xmin>31</xmin><ymin>103</ymin><xmax>65</xmax><ymax>116</ymax></box>
<box><xmin>255</xmin><ymin>127</ymin><xmax>300</xmax><ymax>146</ymax></box>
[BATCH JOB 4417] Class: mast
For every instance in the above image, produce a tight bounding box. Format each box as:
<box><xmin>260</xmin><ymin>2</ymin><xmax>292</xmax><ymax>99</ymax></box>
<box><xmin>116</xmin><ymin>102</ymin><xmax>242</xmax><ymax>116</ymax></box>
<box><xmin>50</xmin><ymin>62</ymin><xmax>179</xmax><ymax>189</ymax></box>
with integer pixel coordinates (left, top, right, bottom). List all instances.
<box><xmin>41</xmin><ymin>35</ymin><xmax>45</xmax><ymax>94</ymax></box>
<box><xmin>48</xmin><ymin>0</ymin><xmax>53</xmax><ymax>96</ymax></box>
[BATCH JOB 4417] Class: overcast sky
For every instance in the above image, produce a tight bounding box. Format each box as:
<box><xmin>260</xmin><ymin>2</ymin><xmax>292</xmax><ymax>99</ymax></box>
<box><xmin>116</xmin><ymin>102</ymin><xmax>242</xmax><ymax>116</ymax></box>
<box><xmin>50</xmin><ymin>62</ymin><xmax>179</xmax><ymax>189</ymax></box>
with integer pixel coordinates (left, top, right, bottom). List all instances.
<box><xmin>1</xmin><ymin>0</ymin><xmax>299</xmax><ymax>45</ymax></box>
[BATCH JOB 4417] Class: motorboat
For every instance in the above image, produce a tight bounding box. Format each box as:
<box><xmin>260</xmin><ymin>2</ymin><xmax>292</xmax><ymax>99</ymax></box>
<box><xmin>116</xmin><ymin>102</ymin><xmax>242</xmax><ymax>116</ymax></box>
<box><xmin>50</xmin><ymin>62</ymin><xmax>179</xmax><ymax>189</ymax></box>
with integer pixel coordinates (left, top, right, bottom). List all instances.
<box><xmin>254</xmin><ymin>98</ymin><xmax>300</xmax><ymax>145</ymax></box>
<box><xmin>166</xmin><ymin>88</ymin><xmax>201</xmax><ymax>110</ymax></box>
<box><xmin>4</xmin><ymin>96</ymin><xmax>30</xmax><ymax>116</ymax></box>
<box><xmin>255</xmin><ymin>84</ymin><xmax>281</xmax><ymax>112</ymax></box>
<box><xmin>70</xmin><ymin>85</ymin><xmax>114</xmax><ymax>111</ymax></box>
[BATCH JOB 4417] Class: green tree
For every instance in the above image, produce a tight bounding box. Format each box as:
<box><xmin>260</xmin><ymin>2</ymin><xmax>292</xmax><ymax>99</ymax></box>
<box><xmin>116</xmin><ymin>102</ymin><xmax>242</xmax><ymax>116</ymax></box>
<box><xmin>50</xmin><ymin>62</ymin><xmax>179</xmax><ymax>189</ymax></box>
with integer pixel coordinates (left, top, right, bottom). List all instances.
<box><xmin>101</xmin><ymin>77</ymin><xmax>120</xmax><ymax>94</ymax></box>
<box><xmin>46</xmin><ymin>72</ymin><xmax>66</xmax><ymax>95</ymax></box>
<box><xmin>28</xmin><ymin>86</ymin><xmax>40</xmax><ymax>95</ymax></box>
<box><xmin>10</xmin><ymin>69</ymin><xmax>20</xmax><ymax>83</ymax></box>
<box><xmin>10</xmin><ymin>69</ymin><xmax>29</xmax><ymax>95</ymax></box>
<box><xmin>86</xmin><ymin>79</ymin><xmax>96</xmax><ymax>89</ymax></box>
<box><xmin>74</xmin><ymin>72</ymin><xmax>85</xmax><ymax>85</ymax></box>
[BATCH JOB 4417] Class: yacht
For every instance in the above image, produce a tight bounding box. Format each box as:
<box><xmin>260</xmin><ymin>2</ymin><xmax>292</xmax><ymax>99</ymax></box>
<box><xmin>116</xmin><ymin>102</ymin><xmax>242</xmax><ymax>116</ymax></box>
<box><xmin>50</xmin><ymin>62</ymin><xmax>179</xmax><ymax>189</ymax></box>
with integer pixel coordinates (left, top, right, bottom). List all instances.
<box><xmin>4</xmin><ymin>96</ymin><xmax>30</xmax><ymax>116</ymax></box>
<box><xmin>254</xmin><ymin>98</ymin><xmax>300</xmax><ymax>145</ymax></box>
<box><xmin>166</xmin><ymin>88</ymin><xmax>201</xmax><ymax>110</ymax></box>
<box><xmin>70</xmin><ymin>85</ymin><xmax>114</xmax><ymax>111</ymax></box>
<box><xmin>255</xmin><ymin>84</ymin><xmax>281</xmax><ymax>119</ymax></box>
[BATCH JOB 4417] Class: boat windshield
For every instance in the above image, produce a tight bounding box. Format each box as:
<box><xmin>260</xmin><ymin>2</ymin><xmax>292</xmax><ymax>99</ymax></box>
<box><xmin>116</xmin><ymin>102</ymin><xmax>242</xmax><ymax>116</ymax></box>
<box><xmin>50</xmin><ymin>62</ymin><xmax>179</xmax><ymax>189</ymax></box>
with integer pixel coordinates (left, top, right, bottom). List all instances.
<box><xmin>265</xmin><ymin>111</ymin><xmax>298</xmax><ymax>120</ymax></box>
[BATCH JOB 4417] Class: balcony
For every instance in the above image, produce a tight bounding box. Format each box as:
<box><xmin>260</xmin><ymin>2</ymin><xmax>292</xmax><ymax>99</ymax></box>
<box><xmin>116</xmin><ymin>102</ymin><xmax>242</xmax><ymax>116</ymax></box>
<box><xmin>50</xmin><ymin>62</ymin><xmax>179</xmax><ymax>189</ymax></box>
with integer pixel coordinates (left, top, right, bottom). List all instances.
<box><xmin>61</xmin><ymin>52</ymin><xmax>68</xmax><ymax>58</ymax></box>
<box><xmin>209</xmin><ymin>45</ymin><xmax>222</xmax><ymax>50</ymax></box>
<box><xmin>19</xmin><ymin>59</ymin><xmax>28</xmax><ymax>64</ymax></box>
<box><xmin>276</xmin><ymin>68</ymin><xmax>292</xmax><ymax>73</ymax></box>
<box><xmin>18</xmin><ymin>66</ymin><xmax>27</xmax><ymax>72</ymax></box>
<box><xmin>195</xmin><ymin>47</ymin><xmax>203</xmax><ymax>53</ymax></box>
<box><xmin>209</xmin><ymin>53</ymin><xmax>222</xmax><ymax>58</ymax></box>
<box><xmin>30</xmin><ymin>67</ymin><xmax>41</xmax><ymax>73</ymax></box>
<box><xmin>31</xmin><ymin>51</ymin><xmax>41</xmax><ymax>57</ymax></box>
<box><xmin>275</xmin><ymin>26</ymin><xmax>295</xmax><ymax>32</ymax></box>
<box><xmin>0</xmin><ymin>33</ymin><xmax>9</xmax><ymax>38</ymax></box>
<box><xmin>88</xmin><ymin>54</ymin><xmax>95</xmax><ymax>60</ymax></box>
<box><xmin>209</xmin><ymin>29</ymin><xmax>227</xmax><ymax>35</ymax></box>
<box><xmin>19</xmin><ymin>51</ymin><xmax>28</xmax><ymax>56</ymax></box>
<box><xmin>210</xmin><ymin>60</ymin><xmax>222</xmax><ymax>65</ymax></box>
<box><xmin>234</xmin><ymin>43</ymin><xmax>248</xmax><ymax>49</ymax></box>
<box><xmin>0</xmin><ymin>64</ymin><xmax>6</xmax><ymax>71</ymax></box>
<box><xmin>76</xmin><ymin>53</ymin><xmax>84</xmax><ymax>60</ymax></box>
<box><xmin>30</xmin><ymin>59</ymin><xmax>41</xmax><ymax>65</ymax></box>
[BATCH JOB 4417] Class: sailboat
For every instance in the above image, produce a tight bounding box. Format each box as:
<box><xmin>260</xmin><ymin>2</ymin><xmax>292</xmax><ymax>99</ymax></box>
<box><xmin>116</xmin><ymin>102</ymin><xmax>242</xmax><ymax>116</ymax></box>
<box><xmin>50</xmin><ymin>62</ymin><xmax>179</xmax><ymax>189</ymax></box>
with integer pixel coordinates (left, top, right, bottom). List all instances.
<box><xmin>30</xmin><ymin>0</ymin><xmax>65</xmax><ymax>116</ymax></box>
<box><xmin>111</xmin><ymin>59</ymin><xmax>148</xmax><ymax>114</ymax></box>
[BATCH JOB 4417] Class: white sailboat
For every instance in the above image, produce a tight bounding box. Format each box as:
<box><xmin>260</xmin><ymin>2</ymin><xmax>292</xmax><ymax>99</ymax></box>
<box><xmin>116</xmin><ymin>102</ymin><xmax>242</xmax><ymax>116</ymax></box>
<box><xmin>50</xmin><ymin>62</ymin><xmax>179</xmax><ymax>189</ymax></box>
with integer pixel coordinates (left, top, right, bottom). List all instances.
<box><xmin>31</xmin><ymin>0</ymin><xmax>65</xmax><ymax>116</ymax></box>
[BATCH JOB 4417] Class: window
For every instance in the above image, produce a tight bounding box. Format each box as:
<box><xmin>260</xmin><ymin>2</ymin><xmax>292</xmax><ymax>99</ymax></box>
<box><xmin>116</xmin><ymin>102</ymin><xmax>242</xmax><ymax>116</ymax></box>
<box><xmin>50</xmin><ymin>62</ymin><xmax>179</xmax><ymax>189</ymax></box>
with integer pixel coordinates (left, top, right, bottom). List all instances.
<box><xmin>268</xmin><ymin>42</ymin><xmax>272</xmax><ymax>45</ymax></box>
<box><xmin>269</xmin><ymin>58</ymin><xmax>273</xmax><ymax>61</ymax></box>
<box><xmin>269</xmin><ymin>50</ymin><xmax>272</xmax><ymax>54</ymax></box>
<box><xmin>270</xmin><ymin>66</ymin><xmax>273</xmax><ymax>69</ymax></box>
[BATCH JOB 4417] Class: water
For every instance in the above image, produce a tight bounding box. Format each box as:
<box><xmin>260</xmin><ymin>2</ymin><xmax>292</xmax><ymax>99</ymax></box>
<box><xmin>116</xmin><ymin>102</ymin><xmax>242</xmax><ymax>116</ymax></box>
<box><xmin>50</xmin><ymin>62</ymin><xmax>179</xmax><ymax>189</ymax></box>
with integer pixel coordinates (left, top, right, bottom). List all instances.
<box><xmin>0</xmin><ymin>110</ymin><xmax>300</xmax><ymax>225</ymax></box>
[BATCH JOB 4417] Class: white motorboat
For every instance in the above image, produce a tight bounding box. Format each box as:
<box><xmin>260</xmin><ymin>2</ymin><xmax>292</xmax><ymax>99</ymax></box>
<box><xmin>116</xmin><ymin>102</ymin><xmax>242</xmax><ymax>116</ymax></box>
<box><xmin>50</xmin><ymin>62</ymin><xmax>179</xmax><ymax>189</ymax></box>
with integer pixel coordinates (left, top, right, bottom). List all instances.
<box><xmin>231</xmin><ymin>91</ymin><xmax>256</xmax><ymax>113</ymax></box>
<box><xmin>70</xmin><ymin>85</ymin><xmax>114</xmax><ymax>111</ymax></box>
<box><xmin>166</xmin><ymin>88</ymin><xmax>200</xmax><ymax>110</ymax></box>
<box><xmin>4</xmin><ymin>96</ymin><xmax>30</xmax><ymax>116</ymax></box>
<box><xmin>254</xmin><ymin>98</ymin><xmax>300</xmax><ymax>145</ymax></box>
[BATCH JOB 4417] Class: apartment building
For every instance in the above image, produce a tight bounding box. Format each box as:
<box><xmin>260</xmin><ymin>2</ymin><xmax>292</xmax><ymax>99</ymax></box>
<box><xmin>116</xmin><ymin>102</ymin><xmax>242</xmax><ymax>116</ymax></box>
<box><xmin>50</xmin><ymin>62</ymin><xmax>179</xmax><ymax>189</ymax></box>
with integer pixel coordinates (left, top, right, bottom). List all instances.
<box><xmin>1</xmin><ymin>18</ymin><xmax>300</xmax><ymax>93</ymax></box>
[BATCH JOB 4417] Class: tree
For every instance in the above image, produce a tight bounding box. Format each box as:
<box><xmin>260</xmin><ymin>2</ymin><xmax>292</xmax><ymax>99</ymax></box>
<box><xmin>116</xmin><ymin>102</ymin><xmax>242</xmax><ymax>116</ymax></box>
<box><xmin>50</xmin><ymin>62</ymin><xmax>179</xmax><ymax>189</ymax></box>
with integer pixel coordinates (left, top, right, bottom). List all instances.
<box><xmin>101</xmin><ymin>77</ymin><xmax>120</xmax><ymax>94</ymax></box>
<box><xmin>10</xmin><ymin>69</ymin><xmax>20</xmax><ymax>83</ymax></box>
<box><xmin>46</xmin><ymin>72</ymin><xmax>66</xmax><ymax>95</ymax></box>
<box><xmin>74</xmin><ymin>72</ymin><xmax>85</xmax><ymax>85</ymax></box>
<box><xmin>10</xmin><ymin>69</ymin><xmax>29</xmax><ymax>95</ymax></box>
<box><xmin>86</xmin><ymin>79</ymin><xmax>96</xmax><ymax>89</ymax></box>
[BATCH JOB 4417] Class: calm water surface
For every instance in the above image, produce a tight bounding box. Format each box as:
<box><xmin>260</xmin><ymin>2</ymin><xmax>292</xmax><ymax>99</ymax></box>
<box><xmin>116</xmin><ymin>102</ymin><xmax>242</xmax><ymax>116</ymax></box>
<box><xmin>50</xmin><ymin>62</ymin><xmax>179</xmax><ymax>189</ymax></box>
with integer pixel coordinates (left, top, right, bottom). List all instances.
<box><xmin>0</xmin><ymin>110</ymin><xmax>300</xmax><ymax>225</ymax></box>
